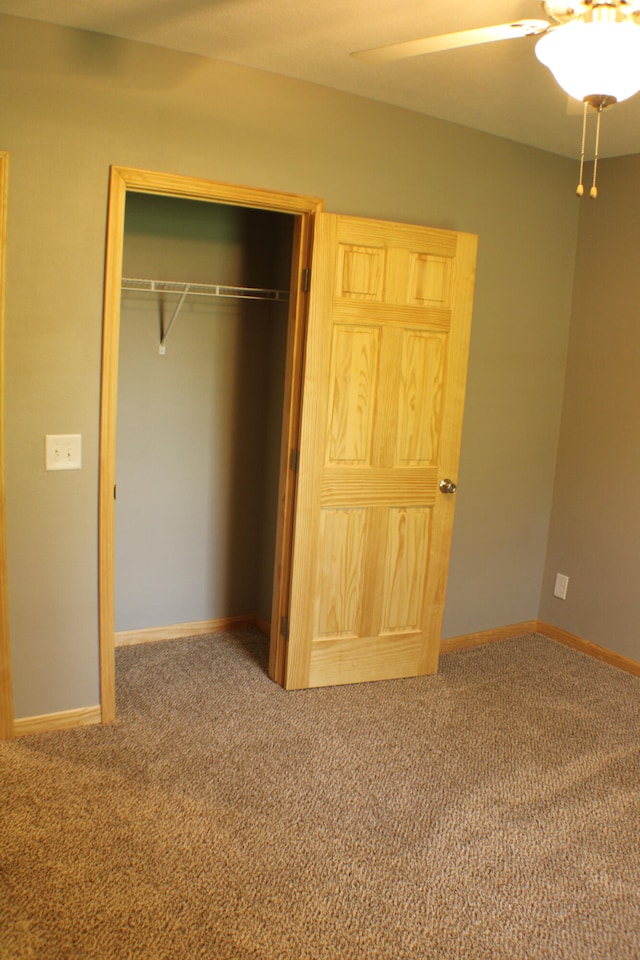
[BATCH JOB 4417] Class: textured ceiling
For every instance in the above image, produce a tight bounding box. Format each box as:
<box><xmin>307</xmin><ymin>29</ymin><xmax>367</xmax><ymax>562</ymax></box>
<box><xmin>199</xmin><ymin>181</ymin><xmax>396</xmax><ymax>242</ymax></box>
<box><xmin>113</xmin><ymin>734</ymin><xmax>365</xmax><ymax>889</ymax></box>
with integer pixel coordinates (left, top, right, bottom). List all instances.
<box><xmin>1</xmin><ymin>0</ymin><xmax>640</xmax><ymax>158</ymax></box>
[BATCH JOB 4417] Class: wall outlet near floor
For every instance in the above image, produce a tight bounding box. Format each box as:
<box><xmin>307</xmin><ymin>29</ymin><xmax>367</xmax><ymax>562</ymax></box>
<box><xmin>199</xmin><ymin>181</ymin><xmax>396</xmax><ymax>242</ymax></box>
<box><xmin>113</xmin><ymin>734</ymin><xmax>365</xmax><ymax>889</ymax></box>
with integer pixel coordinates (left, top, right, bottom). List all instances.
<box><xmin>553</xmin><ymin>572</ymin><xmax>569</xmax><ymax>600</ymax></box>
<box><xmin>45</xmin><ymin>434</ymin><xmax>82</xmax><ymax>471</ymax></box>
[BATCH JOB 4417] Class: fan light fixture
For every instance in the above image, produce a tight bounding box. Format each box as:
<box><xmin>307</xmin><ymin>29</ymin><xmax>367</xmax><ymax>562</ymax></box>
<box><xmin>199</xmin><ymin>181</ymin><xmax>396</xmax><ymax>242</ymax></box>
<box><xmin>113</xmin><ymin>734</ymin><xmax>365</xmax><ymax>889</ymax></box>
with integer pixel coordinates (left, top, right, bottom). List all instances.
<box><xmin>535</xmin><ymin>20</ymin><xmax>640</xmax><ymax>104</ymax></box>
<box><xmin>536</xmin><ymin>7</ymin><xmax>640</xmax><ymax>197</ymax></box>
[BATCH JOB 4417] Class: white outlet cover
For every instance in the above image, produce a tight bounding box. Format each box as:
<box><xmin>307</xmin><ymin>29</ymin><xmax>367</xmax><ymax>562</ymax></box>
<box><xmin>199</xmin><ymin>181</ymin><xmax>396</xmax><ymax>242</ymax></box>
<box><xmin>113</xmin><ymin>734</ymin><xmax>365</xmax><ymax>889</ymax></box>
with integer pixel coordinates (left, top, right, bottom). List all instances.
<box><xmin>553</xmin><ymin>572</ymin><xmax>569</xmax><ymax>600</ymax></box>
<box><xmin>45</xmin><ymin>434</ymin><xmax>82</xmax><ymax>471</ymax></box>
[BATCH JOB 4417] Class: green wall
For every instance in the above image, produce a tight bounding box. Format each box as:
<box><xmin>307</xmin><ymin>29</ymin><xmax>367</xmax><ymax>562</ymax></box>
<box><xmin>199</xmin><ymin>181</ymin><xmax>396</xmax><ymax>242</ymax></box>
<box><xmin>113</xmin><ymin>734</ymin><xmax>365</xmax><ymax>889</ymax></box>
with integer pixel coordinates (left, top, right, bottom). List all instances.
<box><xmin>0</xmin><ymin>13</ymin><xmax>579</xmax><ymax>718</ymax></box>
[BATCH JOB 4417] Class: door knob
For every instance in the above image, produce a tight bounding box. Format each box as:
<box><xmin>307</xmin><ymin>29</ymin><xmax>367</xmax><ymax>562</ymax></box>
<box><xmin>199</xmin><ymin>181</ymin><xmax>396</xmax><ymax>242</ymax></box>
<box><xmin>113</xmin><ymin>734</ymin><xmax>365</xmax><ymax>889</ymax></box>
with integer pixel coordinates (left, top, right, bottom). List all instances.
<box><xmin>439</xmin><ymin>478</ymin><xmax>457</xmax><ymax>494</ymax></box>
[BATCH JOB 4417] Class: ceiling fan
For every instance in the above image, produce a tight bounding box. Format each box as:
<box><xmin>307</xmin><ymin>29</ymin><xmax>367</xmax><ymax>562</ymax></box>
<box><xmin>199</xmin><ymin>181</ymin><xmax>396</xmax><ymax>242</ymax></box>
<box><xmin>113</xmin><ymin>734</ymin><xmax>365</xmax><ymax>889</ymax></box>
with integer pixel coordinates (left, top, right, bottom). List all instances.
<box><xmin>352</xmin><ymin>1</ymin><xmax>640</xmax><ymax>197</ymax></box>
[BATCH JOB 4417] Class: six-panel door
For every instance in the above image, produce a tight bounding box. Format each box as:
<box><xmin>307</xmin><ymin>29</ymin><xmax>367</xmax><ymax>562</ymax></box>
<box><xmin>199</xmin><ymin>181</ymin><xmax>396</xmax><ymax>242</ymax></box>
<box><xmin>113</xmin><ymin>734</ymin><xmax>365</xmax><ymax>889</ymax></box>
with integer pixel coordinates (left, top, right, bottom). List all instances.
<box><xmin>285</xmin><ymin>214</ymin><xmax>477</xmax><ymax>689</ymax></box>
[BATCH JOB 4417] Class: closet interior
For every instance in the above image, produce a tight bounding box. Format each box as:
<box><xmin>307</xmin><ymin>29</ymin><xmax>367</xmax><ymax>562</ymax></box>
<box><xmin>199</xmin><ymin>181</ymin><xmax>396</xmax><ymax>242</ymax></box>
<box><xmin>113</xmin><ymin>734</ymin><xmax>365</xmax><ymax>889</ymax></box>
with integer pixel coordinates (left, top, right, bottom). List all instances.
<box><xmin>115</xmin><ymin>193</ymin><xmax>295</xmax><ymax>641</ymax></box>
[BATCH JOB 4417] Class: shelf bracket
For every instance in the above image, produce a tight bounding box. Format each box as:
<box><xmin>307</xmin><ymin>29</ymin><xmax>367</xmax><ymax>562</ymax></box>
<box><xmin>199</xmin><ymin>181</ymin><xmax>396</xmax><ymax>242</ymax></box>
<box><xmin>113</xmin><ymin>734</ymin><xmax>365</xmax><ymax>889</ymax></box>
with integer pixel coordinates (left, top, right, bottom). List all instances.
<box><xmin>159</xmin><ymin>285</ymin><xmax>190</xmax><ymax>355</ymax></box>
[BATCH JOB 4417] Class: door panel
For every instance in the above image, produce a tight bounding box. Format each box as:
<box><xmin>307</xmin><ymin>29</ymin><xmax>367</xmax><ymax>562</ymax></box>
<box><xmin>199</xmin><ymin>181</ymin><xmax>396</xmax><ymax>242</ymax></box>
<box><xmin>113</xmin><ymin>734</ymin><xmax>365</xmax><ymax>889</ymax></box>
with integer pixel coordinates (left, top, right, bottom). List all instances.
<box><xmin>315</xmin><ymin>507</ymin><xmax>368</xmax><ymax>638</ymax></box>
<box><xmin>285</xmin><ymin>213</ymin><xmax>477</xmax><ymax>689</ymax></box>
<box><xmin>397</xmin><ymin>331</ymin><xmax>446</xmax><ymax>464</ymax></box>
<box><xmin>326</xmin><ymin>324</ymin><xmax>379</xmax><ymax>464</ymax></box>
<box><xmin>380</xmin><ymin>506</ymin><xmax>431</xmax><ymax>634</ymax></box>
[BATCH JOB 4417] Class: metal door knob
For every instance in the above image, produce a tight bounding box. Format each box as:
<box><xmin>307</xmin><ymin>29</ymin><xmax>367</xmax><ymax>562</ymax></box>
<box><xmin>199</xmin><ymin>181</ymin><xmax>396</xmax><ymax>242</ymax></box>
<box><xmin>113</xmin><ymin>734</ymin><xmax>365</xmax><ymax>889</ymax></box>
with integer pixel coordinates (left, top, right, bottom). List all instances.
<box><xmin>439</xmin><ymin>478</ymin><xmax>457</xmax><ymax>494</ymax></box>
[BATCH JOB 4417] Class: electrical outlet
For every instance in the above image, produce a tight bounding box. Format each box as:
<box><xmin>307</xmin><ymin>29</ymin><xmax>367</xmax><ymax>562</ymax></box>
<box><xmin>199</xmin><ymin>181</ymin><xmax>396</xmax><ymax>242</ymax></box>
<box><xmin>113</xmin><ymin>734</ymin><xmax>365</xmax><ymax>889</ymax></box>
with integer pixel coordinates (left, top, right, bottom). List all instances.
<box><xmin>553</xmin><ymin>572</ymin><xmax>569</xmax><ymax>600</ymax></box>
<box><xmin>45</xmin><ymin>434</ymin><xmax>82</xmax><ymax>471</ymax></box>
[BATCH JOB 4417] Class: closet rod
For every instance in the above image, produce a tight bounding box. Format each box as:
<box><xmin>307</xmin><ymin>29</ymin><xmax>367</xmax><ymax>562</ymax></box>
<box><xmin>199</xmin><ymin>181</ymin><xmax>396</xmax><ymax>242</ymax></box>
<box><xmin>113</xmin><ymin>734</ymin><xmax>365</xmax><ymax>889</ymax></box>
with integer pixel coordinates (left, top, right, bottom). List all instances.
<box><xmin>121</xmin><ymin>277</ymin><xmax>290</xmax><ymax>355</ymax></box>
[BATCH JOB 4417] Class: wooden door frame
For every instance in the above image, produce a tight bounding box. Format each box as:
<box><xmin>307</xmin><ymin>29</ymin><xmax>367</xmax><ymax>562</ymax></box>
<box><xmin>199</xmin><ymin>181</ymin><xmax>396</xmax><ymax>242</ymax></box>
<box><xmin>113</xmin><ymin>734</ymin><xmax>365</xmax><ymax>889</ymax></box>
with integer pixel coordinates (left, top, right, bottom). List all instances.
<box><xmin>98</xmin><ymin>166</ymin><xmax>322</xmax><ymax>722</ymax></box>
<box><xmin>0</xmin><ymin>151</ymin><xmax>14</xmax><ymax>738</ymax></box>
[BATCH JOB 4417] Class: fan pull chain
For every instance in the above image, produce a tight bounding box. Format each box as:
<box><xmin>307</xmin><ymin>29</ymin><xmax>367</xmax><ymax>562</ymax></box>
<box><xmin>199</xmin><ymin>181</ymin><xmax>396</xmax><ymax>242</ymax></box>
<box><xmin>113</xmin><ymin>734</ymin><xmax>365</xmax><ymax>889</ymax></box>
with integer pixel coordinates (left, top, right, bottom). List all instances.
<box><xmin>576</xmin><ymin>101</ymin><xmax>588</xmax><ymax>197</ymax></box>
<box><xmin>590</xmin><ymin>105</ymin><xmax>603</xmax><ymax>199</ymax></box>
<box><xmin>577</xmin><ymin>99</ymin><xmax>607</xmax><ymax>200</ymax></box>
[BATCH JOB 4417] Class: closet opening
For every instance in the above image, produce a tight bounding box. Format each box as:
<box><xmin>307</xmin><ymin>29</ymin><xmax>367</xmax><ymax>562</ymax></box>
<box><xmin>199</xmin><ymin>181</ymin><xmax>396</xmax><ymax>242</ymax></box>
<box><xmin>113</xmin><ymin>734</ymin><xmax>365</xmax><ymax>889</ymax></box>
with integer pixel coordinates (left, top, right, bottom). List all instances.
<box><xmin>116</xmin><ymin>194</ymin><xmax>292</xmax><ymax>646</ymax></box>
<box><xmin>98</xmin><ymin>167</ymin><xmax>322</xmax><ymax>723</ymax></box>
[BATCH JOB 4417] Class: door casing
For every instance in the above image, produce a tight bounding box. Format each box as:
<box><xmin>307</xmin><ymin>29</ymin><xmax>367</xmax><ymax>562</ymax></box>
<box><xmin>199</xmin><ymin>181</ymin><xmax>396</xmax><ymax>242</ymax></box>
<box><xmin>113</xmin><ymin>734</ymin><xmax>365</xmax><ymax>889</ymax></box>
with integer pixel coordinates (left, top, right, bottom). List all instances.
<box><xmin>98</xmin><ymin>166</ymin><xmax>322</xmax><ymax>722</ymax></box>
<box><xmin>0</xmin><ymin>151</ymin><xmax>13</xmax><ymax>739</ymax></box>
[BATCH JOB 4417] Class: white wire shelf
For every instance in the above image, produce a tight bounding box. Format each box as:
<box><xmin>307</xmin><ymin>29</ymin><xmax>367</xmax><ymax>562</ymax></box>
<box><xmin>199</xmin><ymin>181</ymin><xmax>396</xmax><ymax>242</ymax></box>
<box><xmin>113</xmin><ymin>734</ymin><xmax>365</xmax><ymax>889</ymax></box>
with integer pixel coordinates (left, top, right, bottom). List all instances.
<box><xmin>121</xmin><ymin>276</ymin><xmax>289</xmax><ymax>354</ymax></box>
<box><xmin>121</xmin><ymin>277</ymin><xmax>289</xmax><ymax>302</ymax></box>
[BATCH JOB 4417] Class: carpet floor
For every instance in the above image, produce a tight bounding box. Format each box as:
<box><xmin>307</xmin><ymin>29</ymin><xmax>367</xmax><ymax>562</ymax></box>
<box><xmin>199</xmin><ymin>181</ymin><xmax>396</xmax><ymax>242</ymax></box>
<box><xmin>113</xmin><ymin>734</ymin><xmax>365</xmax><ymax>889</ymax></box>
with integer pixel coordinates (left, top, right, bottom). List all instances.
<box><xmin>1</xmin><ymin>631</ymin><xmax>639</xmax><ymax>959</ymax></box>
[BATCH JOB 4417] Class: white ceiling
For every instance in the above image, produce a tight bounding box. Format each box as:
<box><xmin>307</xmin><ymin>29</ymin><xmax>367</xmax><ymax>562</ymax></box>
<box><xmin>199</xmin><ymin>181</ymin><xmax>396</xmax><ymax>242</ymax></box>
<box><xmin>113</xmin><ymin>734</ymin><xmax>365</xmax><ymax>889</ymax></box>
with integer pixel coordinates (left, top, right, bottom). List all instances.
<box><xmin>2</xmin><ymin>0</ymin><xmax>640</xmax><ymax>158</ymax></box>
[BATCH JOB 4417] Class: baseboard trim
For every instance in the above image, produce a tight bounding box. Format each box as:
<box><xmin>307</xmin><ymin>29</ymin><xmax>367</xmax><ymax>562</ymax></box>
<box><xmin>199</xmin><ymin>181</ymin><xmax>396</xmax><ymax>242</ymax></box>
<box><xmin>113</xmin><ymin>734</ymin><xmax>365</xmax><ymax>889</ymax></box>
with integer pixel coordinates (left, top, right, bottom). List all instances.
<box><xmin>536</xmin><ymin>621</ymin><xmax>640</xmax><ymax>677</ymax></box>
<box><xmin>115</xmin><ymin>615</ymin><xmax>269</xmax><ymax>647</ymax></box>
<box><xmin>442</xmin><ymin>619</ymin><xmax>640</xmax><ymax>677</ymax></box>
<box><xmin>13</xmin><ymin>705</ymin><xmax>102</xmax><ymax>737</ymax></box>
<box><xmin>440</xmin><ymin>620</ymin><xmax>539</xmax><ymax>654</ymax></box>
<box><xmin>12</xmin><ymin>620</ymin><xmax>638</xmax><ymax>738</ymax></box>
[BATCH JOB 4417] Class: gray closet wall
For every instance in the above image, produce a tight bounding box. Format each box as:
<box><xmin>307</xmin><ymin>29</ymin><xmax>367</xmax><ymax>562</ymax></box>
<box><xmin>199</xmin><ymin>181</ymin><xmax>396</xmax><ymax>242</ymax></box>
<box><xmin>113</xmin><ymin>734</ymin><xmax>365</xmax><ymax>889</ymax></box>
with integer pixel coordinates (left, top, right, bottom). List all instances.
<box><xmin>115</xmin><ymin>194</ymin><xmax>294</xmax><ymax>632</ymax></box>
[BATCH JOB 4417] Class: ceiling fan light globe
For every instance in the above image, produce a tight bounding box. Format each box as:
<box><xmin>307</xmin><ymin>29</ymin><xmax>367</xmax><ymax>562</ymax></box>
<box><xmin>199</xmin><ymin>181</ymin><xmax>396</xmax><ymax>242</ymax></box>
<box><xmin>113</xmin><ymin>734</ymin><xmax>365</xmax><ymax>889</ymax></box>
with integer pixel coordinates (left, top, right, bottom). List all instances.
<box><xmin>535</xmin><ymin>21</ymin><xmax>640</xmax><ymax>103</ymax></box>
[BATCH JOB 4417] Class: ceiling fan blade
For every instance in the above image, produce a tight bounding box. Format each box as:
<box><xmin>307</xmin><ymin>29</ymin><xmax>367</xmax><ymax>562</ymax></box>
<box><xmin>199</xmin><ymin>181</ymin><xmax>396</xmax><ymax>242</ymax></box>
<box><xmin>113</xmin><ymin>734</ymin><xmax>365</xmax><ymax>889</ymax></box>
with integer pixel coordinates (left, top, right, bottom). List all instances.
<box><xmin>351</xmin><ymin>19</ymin><xmax>550</xmax><ymax>64</ymax></box>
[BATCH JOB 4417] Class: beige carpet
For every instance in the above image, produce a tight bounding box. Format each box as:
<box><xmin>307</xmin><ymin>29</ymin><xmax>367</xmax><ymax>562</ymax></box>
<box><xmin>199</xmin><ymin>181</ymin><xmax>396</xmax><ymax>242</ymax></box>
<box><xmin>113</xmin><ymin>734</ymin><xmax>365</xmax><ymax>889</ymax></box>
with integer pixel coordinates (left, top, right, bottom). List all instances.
<box><xmin>1</xmin><ymin>631</ymin><xmax>639</xmax><ymax>959</ymax></box>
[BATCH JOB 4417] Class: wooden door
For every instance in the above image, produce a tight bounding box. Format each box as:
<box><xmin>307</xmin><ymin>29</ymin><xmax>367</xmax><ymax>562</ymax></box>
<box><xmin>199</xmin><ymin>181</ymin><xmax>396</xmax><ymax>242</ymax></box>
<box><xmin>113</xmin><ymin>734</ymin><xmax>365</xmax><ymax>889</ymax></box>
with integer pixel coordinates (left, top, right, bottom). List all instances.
<box><xmin>282</xmin><ymin>213</ymin><xmax>477</xmax><ymax>689</ymax></box>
